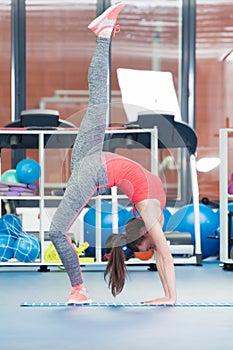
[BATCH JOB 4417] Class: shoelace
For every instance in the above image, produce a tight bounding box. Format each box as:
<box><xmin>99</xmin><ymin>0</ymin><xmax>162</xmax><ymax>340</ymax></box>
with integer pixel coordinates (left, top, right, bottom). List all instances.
<box><xmin>79</xmin><ymin>287</ymin><xmax>90</xmax><ymax>296</ymax></box>
<box><xmin>71</xmin><ymin>286</ymin><xmax>88</xmax><ymax>294</ymax></box>
<box><xmin>113</xmin><ymin>24</ymin><xmax>121</xmax><ymax>37</ymax></box>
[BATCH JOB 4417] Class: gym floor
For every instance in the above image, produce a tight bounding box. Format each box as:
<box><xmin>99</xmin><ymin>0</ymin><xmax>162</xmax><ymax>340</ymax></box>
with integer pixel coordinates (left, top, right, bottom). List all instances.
<box><xmin>1</xmin><ymin>261</ymin><xmax>233</xmax><ymax>350</ymax></box>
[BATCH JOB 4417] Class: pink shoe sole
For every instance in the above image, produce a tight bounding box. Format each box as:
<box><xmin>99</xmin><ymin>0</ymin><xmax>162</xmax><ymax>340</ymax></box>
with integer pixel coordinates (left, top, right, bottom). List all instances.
<box><xmin>67</xmin><ymin>298</ymin><xmax>92</xmax><ymax>305</ymax></box>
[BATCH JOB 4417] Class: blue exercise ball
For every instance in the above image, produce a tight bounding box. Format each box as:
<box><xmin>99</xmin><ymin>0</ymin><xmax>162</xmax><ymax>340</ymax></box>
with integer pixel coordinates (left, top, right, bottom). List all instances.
<box><xmin>16</xmin><ymin>159</ymin><xmax>41</xmax><ymax>184</ymax></box>
<box><xmin>0</xmin><ymin>233</ymin><xmax>15</xmax><ymax>262</ymax></box>
<box><xmin>84</xmin><ymin>201</ymin><xmax>133</xmax><ymax>257</ymax></box>
<box><xmin>2</xmin><ymin>214</ymin><xmax>22</xmax><ymax>239</ymax></box>
<box><xmin>166</xmin><ymin>203</ymin><xmax>219</xmax><ymax>259</ymax></box>
<box><xmin>126</xmin><ymin>206</ymin><xmax>171</xmax><ymax>230</ymax></box>
<box><xmin>14</xmin><ymin>233</ymin><xmax>40</xmax><ymax>262</ymax></box>
<box><xmin>162</xmin><ymin>207</ymin><xmax>172</xmax><ymax>230</ymax></box>
<box><xmin>1</xmin><ymin>169</ymin><xmax>19</xmax><ymax>183</ymax></box>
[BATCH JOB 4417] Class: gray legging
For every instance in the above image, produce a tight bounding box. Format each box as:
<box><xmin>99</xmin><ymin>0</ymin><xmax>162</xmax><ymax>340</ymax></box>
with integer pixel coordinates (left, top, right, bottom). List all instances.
<box><xmin>49</xmin><ymin>37</ymin><xmax>110</xmax><ymax>286</ymax></box>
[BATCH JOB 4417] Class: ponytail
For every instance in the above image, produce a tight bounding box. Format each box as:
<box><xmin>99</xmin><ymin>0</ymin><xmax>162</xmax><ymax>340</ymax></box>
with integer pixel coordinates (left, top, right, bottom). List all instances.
<box><xmin>104</xmin><ymin>218</ymin><xmax>147</xmax><ymax>297</ymax></box>
<box><xmin>104</xmin><ymin>234</ymin><xmax>128</xmax><ymax>297</ymax></box>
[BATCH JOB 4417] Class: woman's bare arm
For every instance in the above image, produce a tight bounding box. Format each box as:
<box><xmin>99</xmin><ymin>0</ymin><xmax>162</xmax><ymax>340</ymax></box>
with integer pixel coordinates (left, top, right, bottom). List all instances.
<box><xmin>136</xmin><ymin>199</ymin><xmax>177</xmax><ymax>304</ymax></box>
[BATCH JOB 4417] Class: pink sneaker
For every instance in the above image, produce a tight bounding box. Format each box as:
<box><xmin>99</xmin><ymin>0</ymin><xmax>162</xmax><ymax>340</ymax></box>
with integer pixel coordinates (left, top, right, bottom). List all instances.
<box><xmin>67</xmin><ymin>285</ymin><xmax>92</xmax><ymax>305</ymax></box>
<box><xmin>88</xmin><ymin>2</ymin><xmax>125</xmax><ymax>37</ymax></box>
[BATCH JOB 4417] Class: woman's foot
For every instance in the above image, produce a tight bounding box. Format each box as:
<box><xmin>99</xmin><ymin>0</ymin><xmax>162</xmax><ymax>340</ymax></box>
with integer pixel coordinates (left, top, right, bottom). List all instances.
<box><xmin>88</xmin><ymin>2</ymin><xmax>125</xmax><ymax>38</ymax></box>
<box><xmin>67</xmin><ymin>285</ymin><xmax>92</xmax><ymax>304</ymax></box>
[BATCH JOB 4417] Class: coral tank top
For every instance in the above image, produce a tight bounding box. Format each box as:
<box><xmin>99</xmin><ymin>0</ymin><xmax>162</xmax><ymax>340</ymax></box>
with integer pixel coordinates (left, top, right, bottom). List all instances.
<box><xmin>103</xmin><ymin>152</ymin><xmax>166</xmax><ymax>209</ymax></box>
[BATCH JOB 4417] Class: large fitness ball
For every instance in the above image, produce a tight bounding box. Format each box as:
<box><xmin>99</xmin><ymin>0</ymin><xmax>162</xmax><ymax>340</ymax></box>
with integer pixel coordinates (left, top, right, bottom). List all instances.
<box><xmin>84</xmin><ymin>201</ymin><xmax>133</xmax><ymax>257</ymax></box>
<box><xmin>0</xmin><ymin>233</ymin><xmax>15</xmax><ymax>262</ymax></box>
<box><xmin>166</xmin><ymin>203</ymin><xmax>219</xmax><ymax>259</ymax></box>
<box><xmin>2</xmin><ymin>214</ymin><xmax>22</xmax><ymax>239</ymax></box>
<box><xmin>162</xmin><ymin>207</ymin><xmax>172</xmax><ymax>230</ymax></box>
<box><xmin>1</xmin><ymin>169</ymin><xmax>19</xmax><ymax>183</ymax></box>
<box><xmin>14</xmin><ymin>233</ymin><xmax>40</xmax><ymax>262</ymax></box>
<box><xmin>16</xmin><ymin>159</ymin><xmax>41</xmax><ymax>184</ymax></box>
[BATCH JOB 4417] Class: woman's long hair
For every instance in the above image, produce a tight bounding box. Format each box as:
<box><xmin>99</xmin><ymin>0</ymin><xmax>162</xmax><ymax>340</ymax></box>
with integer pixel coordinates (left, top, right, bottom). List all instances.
<box><xmin>104</xmin><ymin>218</ymin><xmax>146</xmax><ymax>297</ymax></box>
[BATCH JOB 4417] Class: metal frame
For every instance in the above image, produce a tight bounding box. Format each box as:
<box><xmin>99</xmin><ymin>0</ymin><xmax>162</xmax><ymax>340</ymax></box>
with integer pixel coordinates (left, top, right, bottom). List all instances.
<box><xmin>11</xmin><ymin>0</ymin><xmax>26</xmax><ymax>165</ymax></box>
<box><xmin>180</xmin><ymin>0</ymin><xmax>197</xmax><ymax>205</ymax></box>
<box><xmin>11</xmin><ymin>0</ymin><xmax>26</xmax><ymax>121</ymax></box>
<box><xmin>219</xmin><ymin>128</ymin><xmax>233</xmax><ymax>267</ymax></box>
<box><xmin>0</xmin><ymin>128</ymin><xmax>157</xmax><ymax>267</ymax></box>
<box><xmin>181</xmin><ymin>0</ymin><xmax>196</xmax><ymax>128</ymax></box>
<box><xmin>0</xmin><ymin>127</ymin><xmax>201</xmax><ymax>267</ymax></box>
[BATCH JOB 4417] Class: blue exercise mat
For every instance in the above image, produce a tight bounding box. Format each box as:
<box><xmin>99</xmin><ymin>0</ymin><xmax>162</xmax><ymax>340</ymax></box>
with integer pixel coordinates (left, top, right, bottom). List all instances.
<box><xmin>20</xmin><ymin>302</ymin><xmax>233</xmax><ymax>308</ymax></box>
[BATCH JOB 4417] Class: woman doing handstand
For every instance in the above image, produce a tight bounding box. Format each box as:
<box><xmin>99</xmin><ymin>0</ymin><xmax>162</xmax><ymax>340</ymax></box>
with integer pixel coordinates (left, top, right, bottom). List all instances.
<box><xmin>49</xmin><ymin>2</ymin><xmax>176</xmax><ymax>305</ymax></box>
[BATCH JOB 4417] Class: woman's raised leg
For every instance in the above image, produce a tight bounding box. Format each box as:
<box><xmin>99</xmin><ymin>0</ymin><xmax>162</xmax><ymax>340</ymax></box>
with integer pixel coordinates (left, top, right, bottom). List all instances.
<box><xmin>48</xmin><ymin>2</ymin><xmax>125</xmax><ymax>304</ymax></box>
